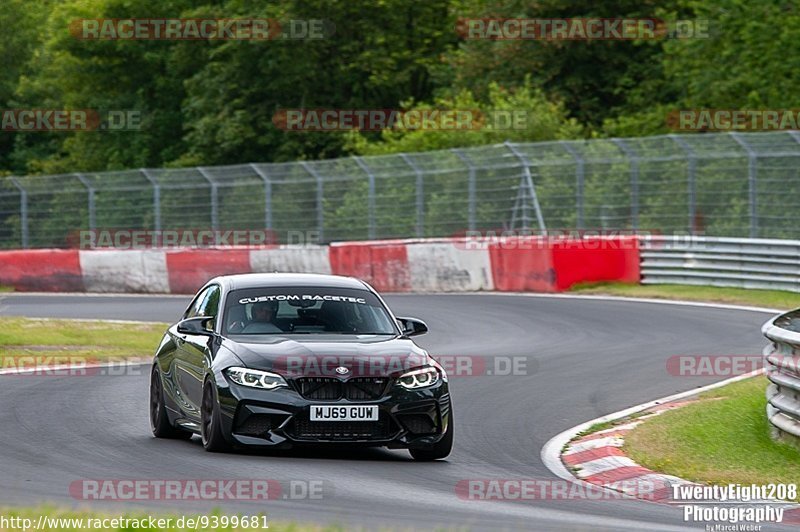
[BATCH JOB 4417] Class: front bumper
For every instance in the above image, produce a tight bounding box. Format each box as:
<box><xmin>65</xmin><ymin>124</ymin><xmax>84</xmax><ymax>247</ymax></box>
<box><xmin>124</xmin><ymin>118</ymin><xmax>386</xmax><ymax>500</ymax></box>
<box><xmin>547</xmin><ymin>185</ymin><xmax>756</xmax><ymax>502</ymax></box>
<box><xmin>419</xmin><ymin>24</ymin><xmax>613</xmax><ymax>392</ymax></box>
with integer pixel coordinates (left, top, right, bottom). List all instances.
<box><xmin>215</xmin><ymin>376</ymin><xmax>452</xmax><ymax>450</ymax></box>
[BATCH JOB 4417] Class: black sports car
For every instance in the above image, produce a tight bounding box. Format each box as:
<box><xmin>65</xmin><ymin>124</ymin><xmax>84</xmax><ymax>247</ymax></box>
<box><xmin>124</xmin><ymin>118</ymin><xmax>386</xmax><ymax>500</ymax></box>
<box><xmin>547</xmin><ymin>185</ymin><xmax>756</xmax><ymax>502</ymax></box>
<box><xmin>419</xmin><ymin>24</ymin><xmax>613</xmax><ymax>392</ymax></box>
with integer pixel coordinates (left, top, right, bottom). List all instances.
<box><xmin>149</xmin><ymin>273</ymin><xmax>453</xmax><ymax>460</ymax></box>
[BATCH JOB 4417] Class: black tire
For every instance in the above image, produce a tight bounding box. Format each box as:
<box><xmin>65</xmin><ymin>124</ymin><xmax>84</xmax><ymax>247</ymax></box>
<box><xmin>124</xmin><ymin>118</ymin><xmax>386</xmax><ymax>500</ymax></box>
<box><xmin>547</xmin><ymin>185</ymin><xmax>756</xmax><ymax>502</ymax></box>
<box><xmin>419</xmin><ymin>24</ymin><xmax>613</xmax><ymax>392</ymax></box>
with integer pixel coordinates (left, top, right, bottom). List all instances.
<box><xmin>410</xmin><ymin>409</ymin><xmax>454</xmax><ymax>461</ymax></box>
<box><xmin>150</xmin><ymin>366</ymin><xmax>192</xmax><ymax>440</ymax></box>
<box><xmin>201</xmin><ymin>380</ymin><xmax>233</xmax><ymax>452</ymax></box>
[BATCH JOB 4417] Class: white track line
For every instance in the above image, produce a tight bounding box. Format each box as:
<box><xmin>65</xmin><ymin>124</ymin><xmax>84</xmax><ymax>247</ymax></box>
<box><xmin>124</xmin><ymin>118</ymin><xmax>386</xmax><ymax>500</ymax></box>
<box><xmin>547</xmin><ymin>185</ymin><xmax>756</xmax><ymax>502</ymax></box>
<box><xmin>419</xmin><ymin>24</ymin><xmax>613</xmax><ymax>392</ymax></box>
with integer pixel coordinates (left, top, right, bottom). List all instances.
<box><xmin>390</xmin><ymin>291</ymin><xmax>783</xmax><ymax>314</ymax></box>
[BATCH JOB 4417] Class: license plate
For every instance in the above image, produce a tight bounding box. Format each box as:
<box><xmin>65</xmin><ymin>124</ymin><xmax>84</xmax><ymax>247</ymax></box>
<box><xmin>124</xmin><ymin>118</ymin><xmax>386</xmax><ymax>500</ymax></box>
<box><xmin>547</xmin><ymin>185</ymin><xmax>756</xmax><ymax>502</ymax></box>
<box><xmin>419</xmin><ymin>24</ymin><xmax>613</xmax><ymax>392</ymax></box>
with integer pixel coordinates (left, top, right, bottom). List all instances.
<box><xmin>310</xmin><ymin>405</ymin><xmax>378</xmax><ymax>421</ymax></box>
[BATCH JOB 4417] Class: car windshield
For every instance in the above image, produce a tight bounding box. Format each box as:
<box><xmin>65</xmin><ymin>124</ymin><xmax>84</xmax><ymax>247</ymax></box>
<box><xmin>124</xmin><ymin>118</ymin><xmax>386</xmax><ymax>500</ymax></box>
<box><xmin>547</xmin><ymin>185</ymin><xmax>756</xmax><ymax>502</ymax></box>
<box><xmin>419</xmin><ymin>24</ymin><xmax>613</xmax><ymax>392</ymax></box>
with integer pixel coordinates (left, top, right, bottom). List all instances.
<box><xmin>223</xmin><ymin>286</ymin><xmax>398</xmax><ymax>336</ymax></box>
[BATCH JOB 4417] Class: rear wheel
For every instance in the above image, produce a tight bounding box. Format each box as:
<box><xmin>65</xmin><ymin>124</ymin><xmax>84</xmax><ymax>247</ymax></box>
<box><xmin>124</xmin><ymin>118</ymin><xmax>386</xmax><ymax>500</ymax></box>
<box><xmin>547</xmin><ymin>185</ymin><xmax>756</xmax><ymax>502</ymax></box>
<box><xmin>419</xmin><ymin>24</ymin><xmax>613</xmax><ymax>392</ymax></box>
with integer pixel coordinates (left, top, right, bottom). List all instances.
<box><xmin>201</xmin><ymin>380</ymin><xmax>232</xmax><ymax>452</ymax></box>
<box><xmin>150</xmin><ymin>366</ymin><xmax>192</xmax><ymax>440</ymax></box>
<box><xmin>410</xmin><ymin>409</ymin><xmax>454</xmax><ymax>461</ymax></box>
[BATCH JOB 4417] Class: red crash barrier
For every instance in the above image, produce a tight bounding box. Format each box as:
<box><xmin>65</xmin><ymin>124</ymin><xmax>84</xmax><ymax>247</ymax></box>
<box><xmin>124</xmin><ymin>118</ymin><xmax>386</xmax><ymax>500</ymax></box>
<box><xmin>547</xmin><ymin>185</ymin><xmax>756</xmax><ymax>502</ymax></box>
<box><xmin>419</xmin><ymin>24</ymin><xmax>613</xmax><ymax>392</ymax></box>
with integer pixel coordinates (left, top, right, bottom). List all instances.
<box><xmin>0</xmin><ymin>249</ymin><xmax>84</xmax><ymax>291</ymax></box>
<box><xmin>165</xmin><ymin>249</ymin><xmax>252</xmax><ymax>294</ymax></box>
<box><xmin>329</xmin><ymin>242</ymin><xmax>411</xmax><ymax>292</ymax></box>
<box><xmin>550</xmin><ymin>236</ymin><xmax>640</xmax><ymax>291</ymax></box>
<box><xmin>488</xmin><ymin>238</ymin><xmax>556</xmax><ymax>292</ymax></box>
<box><xmin>488</xmin><ymin>236</ymin><xmax>640</xmax><ymax>292</ymax></box>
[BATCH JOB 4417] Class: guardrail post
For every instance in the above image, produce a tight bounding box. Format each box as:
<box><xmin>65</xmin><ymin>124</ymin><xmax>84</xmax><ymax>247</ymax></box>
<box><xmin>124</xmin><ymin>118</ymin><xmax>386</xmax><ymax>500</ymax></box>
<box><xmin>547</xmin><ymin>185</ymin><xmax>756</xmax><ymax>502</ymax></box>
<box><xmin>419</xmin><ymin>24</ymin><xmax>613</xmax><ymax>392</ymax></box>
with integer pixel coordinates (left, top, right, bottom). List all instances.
<box><xmin>560</xmin><ymin>141</ymin><xmax>585</xmax><ymax>229</ymax></box>
<box><xmin>9</xmin><ymin>177</ymin><xmax>28</xmax><ymax>248</ymax></box>
<box><xmin>354</xmin><ymin>157</ymin><xmax>376</xmax><ymax>240</ymax></box>
<box><xmin>400</xmin><ymin>153</ymin><xmax>424</xmax><ymax>238</ymax></box>
<box><xmin>452</xmin><ymin>148</ymin><xmax>476</xmax><ymax>231</ymax></box>
<box><xmin>249</xmin><ymin>163</ymin><xmax>273</xmax><ymax>230</ymax></box>
<box><xmin>611</xmin><ymin>138</ymin><xmax>639</xmax><ymax>231</ymax></box>
<box><xmin>300</xmin><ymin>162</ymin><xmax>325</xmax><ymax>242</ymax></box>
<box><xmin>668</xmin><ymin>135</ymin><xmax>697</xmax><ymax>235</ymax></box>
<box><xmin>75</xmin><ymin>173</ymin><xmax>96</xmax><ymax>232</ymax></box>
<box><xmin>504</xmin><ymin>141</ymin><xmax>547</xmax><ymax>233</ymax></box>
<box><xmin>730</xmin><ymin>133</ymin><xmax>758</xmax><ymax>238</ymax></box>
<box><xmin>139</xmin><ymin>169</ymin><xmax>161</xmax><ymax>233</ymax></box>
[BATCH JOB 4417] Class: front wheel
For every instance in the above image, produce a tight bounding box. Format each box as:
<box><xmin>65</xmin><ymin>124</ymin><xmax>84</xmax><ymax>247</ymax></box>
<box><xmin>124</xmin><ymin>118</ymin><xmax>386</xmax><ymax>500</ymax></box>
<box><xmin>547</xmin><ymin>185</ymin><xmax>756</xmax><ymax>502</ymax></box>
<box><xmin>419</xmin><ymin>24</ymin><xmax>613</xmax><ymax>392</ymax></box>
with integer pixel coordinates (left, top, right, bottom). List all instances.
<box><xmin>201</xmin><ymin>380</ymin><xmax>232</xmax><ymax>452</ymax></box>
<box><xmin>150</xmin><ymin>366</ymin><xmax>192</xmax><ymax>440</ymax></box>
<box><xmin>410</xmin><ymin>409</ymin><xmax>454</xmax><ymax>461</ymax></box>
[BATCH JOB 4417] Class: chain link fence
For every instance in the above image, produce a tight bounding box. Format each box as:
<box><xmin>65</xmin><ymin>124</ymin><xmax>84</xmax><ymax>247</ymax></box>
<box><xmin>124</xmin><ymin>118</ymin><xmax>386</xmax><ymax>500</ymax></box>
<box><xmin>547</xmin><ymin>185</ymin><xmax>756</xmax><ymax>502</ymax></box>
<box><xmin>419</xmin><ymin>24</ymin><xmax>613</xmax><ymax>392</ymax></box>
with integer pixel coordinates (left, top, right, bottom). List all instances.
<box><xmin>1</xmin><ymin>131</ymin><xmax>799</xmax><ymax>248</ymax></box>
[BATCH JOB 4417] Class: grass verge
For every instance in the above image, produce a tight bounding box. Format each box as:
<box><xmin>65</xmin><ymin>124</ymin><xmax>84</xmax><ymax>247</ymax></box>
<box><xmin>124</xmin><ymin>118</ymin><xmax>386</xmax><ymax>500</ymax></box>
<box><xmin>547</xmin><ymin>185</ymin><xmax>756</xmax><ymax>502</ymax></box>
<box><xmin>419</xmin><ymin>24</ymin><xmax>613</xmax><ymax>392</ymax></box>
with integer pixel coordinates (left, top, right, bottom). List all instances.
<box><xmin>0</xmin><ymin>507</ymin><xmax>339</xmax><ymax>531</ymax></box>
<box><xmin>624</xmin><ymin>376</ymin><xmax>800</xmax><ymax>498</ymax></box>
<box><xmin>0</xmin><ymin>317</ymin><xmax>167</xmax><ymax>359</ymax></box>
<box><xmin>569</xmin><ymin>282</ymin><xmax>800</xmax><ymax>310</ymax></box>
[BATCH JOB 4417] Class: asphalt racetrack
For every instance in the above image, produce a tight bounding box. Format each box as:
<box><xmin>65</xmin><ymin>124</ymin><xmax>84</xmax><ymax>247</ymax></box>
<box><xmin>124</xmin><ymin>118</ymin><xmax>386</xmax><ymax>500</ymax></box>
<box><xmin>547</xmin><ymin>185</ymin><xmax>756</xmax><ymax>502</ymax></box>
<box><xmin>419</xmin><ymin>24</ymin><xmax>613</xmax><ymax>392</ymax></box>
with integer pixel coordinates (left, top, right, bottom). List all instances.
<box><xmin>0</xmin><ymin>293</ymin><xmax>789</xmax><ymax>531</ymax></box>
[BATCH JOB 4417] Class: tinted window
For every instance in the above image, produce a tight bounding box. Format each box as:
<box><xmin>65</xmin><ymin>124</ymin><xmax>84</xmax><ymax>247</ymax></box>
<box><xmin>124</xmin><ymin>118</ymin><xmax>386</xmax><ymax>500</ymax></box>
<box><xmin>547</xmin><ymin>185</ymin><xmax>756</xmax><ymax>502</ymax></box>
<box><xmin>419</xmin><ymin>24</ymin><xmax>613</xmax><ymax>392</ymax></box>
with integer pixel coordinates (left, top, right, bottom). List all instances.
<box><xmin>184</xmin><ymin>287</ymin><xmax>211</xmax><ymax>319</ymax></box>
<box><xmin>223</xmin><ymin>286</ymin><xmax>397</xmax><ymax>335</ymax></box>
<box><xmin>197</xmin><ymin>285</ymin><xmax>220</xmax><ymax>317</ymax></box>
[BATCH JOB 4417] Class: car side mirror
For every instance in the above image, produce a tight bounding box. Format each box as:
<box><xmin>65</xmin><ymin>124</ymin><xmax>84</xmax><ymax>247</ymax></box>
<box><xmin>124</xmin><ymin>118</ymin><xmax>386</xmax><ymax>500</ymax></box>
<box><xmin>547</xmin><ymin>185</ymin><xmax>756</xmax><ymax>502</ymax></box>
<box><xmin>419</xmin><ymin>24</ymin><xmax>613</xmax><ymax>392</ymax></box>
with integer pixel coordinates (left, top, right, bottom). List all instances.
<box><xmin>177</xmin><ymin>316</ymin><xmax>215</xmax><ymax>336</ymax></box>
<box><xmin>397</xmin><ymin>317</ymin><xmax>428</xmax><ymax>337</ymax></box>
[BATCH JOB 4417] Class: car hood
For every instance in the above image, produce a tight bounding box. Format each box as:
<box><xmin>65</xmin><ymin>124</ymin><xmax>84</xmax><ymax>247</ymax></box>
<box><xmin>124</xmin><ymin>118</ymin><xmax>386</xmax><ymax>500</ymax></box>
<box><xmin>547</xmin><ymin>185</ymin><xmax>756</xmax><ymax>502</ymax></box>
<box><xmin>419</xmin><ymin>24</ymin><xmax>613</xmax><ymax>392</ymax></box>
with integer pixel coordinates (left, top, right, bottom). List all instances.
<box><xmin>221</xmin><ymin>335</ymin><xmax>432</xmax><ymax>378</ymax></box>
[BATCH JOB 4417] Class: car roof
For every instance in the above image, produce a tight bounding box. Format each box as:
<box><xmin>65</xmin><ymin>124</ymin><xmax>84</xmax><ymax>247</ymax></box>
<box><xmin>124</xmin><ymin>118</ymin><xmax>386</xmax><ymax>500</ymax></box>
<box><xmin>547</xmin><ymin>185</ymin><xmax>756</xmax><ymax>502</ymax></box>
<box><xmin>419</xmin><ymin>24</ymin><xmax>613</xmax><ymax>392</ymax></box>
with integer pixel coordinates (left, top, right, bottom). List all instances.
<box><xmin>210</xmin><ymin>273</ymin><xmax>370</xmax><ymax>291</ymax></box>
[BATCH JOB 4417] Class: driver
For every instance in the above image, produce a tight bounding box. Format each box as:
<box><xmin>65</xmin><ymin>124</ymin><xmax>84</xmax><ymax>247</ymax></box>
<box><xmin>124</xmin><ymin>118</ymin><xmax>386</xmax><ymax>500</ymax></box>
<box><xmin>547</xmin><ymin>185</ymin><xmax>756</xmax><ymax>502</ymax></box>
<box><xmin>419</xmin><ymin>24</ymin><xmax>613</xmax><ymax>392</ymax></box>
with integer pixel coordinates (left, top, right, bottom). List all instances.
<box><xmin>243</xmin><ymin>301</ymin><xmax>282</xmax><ymax>333</ymax></box>
<box><xmin>252</xmin><ymin>301</ymin><xmax>278</xmax><ymax>322</ymax></box>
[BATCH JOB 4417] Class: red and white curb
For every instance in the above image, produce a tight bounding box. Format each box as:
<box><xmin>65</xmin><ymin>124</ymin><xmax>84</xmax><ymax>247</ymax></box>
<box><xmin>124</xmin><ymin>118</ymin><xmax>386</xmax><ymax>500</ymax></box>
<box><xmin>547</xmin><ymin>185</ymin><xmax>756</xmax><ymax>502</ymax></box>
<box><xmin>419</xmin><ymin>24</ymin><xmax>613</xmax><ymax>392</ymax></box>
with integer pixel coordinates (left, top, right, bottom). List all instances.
<box><xmin>542</xmin><ymin>354</ymin><xmax>800</xmax><ymax>526</ymax></box>
<box><xmin>563</xmin><ymin>402</ymin><xmax>701</xmax><ymax>502</ymax></box>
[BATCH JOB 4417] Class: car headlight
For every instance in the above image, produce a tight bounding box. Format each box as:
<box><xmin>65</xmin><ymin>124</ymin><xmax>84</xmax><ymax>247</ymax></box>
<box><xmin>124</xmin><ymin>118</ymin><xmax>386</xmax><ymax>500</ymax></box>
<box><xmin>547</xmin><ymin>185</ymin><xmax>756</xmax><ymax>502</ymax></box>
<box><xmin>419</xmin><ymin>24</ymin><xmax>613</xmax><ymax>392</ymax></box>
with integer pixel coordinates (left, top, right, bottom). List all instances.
<box><xmin>397</xmin><ymin>366</ymin><xmax>440</xmax><ymax>389</ymax></box>
<box><xmin>225</xmin><ymin>367</ymin><xmax>287</xmax><ymax>389</ymax></box>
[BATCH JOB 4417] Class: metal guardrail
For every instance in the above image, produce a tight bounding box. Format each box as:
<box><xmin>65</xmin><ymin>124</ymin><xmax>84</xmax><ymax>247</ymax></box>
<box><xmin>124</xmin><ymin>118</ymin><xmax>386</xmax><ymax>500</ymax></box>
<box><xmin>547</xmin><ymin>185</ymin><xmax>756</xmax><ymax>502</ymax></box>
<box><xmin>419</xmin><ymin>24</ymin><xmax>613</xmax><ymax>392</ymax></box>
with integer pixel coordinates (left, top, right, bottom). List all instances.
<box><xmin>640</xmin><ymin>235</ymin><xmax>800</xmax><ymax>292</ymax></box>
<box><xmin>762</xmin><ymin>312</ymin><xmax>800</xmax><ymax>445</ymax></box>
<box><xmin>645</xmin><ymin>235</ymin><xmax>800</xmax><ymax>444</ymax></box>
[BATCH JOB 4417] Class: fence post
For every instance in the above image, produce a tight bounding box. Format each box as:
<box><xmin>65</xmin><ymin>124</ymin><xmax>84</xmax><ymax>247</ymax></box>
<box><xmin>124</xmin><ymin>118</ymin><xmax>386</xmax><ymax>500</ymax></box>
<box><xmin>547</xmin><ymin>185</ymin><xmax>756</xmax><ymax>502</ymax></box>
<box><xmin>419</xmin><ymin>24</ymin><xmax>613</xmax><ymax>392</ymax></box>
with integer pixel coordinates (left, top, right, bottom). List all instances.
<box><xmin>9</xmin><ymin>177</ymin><xmax>28</xmax><ymax>248</ymax></box>
<box><xmin>197</xmin><ymin>167</ymin><xmax>219</xmax><ymax>231</ymax></box>
<box><xmin>730</xmin><ymin>133</ymin><xmax>758</xmax><ymax>238</ymax></box>
<box><xmin>400</xmin><ymin>153</ymin><xmax>425</xmax><ymax>238</ymax></box>
<box><xmin>300</xmin><ymin>162</ymin><xmax>324</xmax><ymax>242</ymax></box>
<box><xmin>75</xmin><ymin>173</ymin><xmax>96</xmax><ymax>233</ymax></box>
<box><xmin>451</xmin><ymin>149</ymin><xmax>477</xmax><ymax>232</ymax></box>
<box><xmin>560</xmin><ymin>141</ymin><xmax>585</xmax><ymax>229</ymax></box>
<box><xmin>610</xmin><ymin>138</ymin><xmax>639</xmax><ymax>231</ymax></box>
<box><xmin>139</xmin><ymin>169</ymin><xmax>161</xmax><ymax>233</ymax></box>
<box><xmin>249</xmin><ymin>164</ymin><xmax>273</xmax><ymax>230</ymax></box>
<box><xmin>668</xmin><ymin>135</ymin><xmax>697</xmax><ymax>235</ymax></box>
<box><xmin>354</xmin><ymin>157</ymin><xmax>376</xmax><ymax>240</ymax></box>
<box><xmin>400</xmin><ymin>153</ymin><xmax>424</xmax><ymax>238</ymax></box>
<box><xmin>504</xmin><ymin>141</ymin><xmax>547</xmax><ymax>233</ymax></box>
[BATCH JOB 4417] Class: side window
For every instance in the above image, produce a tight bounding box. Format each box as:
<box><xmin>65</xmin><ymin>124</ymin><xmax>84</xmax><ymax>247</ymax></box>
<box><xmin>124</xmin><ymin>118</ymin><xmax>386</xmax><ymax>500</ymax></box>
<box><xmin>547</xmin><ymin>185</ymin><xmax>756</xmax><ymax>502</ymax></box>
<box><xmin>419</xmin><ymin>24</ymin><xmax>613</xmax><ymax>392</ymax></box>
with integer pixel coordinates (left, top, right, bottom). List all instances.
<box><xmin>197</xmin><ymin>285</ymin><xmax>221</xmax><ymax>319</ymax></box>
<box><xmin>184</xmin><ymin>287</ymin><xmax>210</xmax><ymax>319</ymax></box>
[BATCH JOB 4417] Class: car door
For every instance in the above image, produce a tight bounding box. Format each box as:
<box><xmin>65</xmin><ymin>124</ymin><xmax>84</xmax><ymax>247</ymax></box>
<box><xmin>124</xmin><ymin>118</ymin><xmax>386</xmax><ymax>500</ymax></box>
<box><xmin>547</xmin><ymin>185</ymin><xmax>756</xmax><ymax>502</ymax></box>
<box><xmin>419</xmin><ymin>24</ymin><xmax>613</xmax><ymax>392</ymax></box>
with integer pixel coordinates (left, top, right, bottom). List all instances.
<box><xmin>178</xmin><ymin>284</ymin><xmax>221</xmax><ymax>422</ymax></box>
<box><xmin>171</xmin><ymin>286</ymin><xmax>213</xmax><ymax>420</ymax></box>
